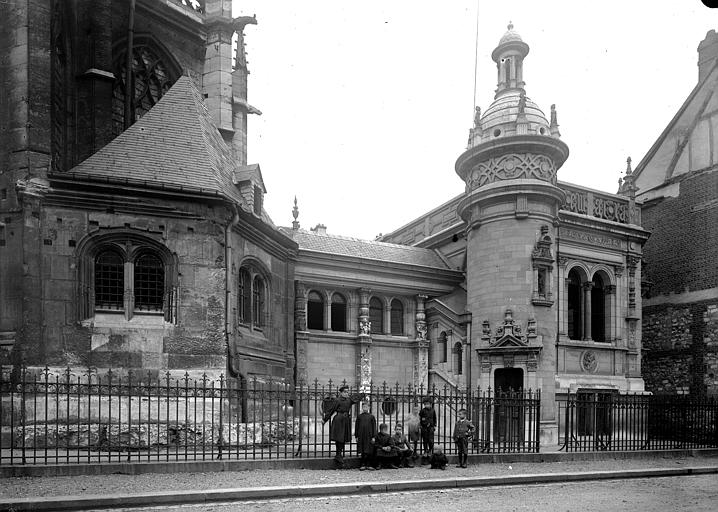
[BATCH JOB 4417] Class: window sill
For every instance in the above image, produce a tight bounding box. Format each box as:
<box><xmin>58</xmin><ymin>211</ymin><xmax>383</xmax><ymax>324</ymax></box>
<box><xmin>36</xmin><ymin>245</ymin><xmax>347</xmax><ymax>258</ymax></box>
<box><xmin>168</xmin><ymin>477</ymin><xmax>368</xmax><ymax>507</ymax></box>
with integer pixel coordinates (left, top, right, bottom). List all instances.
<box><xmin>85</xmin><ymin>312</ymin><xmax>171</xmax><ymax>328</ymax></box>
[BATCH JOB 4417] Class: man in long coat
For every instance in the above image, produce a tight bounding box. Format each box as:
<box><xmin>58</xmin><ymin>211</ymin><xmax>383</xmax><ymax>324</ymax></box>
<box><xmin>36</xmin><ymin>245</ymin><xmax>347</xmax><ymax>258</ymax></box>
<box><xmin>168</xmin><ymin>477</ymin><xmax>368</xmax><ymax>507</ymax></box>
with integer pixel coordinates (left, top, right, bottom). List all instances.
<box><xmin>323</xmin><ymin>385</ymin><xmax>361</xmax><ymax>466</ymax></box>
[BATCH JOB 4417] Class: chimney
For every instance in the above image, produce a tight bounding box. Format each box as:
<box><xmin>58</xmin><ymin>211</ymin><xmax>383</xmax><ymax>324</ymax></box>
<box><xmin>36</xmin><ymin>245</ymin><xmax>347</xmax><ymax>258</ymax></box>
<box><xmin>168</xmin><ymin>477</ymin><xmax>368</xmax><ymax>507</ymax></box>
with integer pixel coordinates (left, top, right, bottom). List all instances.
<box><xmin>698</xmin><ymin>29</ymin><xmax>718</xmax><ymax>82</ymax></box>
<box><xmin>310</xmin><ymin>223</ymin><xmax>327</xmax><ymax>235</ymax></box>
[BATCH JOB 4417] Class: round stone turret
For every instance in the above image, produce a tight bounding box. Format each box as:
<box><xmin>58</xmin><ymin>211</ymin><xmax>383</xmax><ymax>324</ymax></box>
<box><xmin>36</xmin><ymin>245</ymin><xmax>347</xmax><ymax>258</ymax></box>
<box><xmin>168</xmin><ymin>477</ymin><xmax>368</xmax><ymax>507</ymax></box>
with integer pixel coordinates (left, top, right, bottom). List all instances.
<box><xmin>457</xmin><ymin>24</ymin><xmax>568</xmax><ymax>446</ymax></box>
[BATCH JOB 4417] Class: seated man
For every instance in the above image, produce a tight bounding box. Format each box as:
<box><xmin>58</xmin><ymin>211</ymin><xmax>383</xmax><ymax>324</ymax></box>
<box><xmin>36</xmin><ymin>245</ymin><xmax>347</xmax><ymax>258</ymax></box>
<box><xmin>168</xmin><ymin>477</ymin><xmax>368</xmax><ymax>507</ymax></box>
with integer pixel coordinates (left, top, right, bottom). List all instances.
<box><xmin>392</xmin><ymin>423</ymin><xmax>414</xmax><ymax>468</ymax></box>
<box><xmin>373</xmin><ymin>423</ymin><xmax>399</xmax><ymax>469</ymax></box>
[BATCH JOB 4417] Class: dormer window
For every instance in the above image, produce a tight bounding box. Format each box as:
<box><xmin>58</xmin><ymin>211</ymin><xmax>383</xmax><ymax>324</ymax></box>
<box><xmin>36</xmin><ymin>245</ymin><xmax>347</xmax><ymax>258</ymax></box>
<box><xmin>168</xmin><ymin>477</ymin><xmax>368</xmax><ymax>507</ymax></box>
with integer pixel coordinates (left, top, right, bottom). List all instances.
<box><xmin>253</xmin><ymin>185</ymin><xmax>263</xmax><ymax>215</ymax></box>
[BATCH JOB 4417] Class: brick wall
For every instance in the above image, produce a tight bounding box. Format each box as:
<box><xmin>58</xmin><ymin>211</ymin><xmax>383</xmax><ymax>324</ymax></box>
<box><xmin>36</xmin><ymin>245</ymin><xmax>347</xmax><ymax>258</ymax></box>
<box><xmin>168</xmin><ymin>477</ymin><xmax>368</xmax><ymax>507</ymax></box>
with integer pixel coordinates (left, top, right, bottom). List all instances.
<box><xmin>642</xmin><ymin>169</ymin><xmax>718</xmax><ymax>296</ymax></box>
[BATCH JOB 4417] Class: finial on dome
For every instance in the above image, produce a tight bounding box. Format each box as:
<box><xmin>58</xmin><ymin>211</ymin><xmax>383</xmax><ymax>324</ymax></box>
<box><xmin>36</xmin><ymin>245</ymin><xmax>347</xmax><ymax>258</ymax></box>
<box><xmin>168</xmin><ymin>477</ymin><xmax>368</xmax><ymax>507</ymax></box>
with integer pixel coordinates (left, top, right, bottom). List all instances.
<box><xmin>549</xmin><ymin>104</ymin><xmax>561</xmax><ymax>138</ymax></box>
<box><xmin>507</xmin><ymin>21</ymin><xmax>513</xmax><ymax>31</ymax></box>
<box><xmin>292</xmin><ymin>196</ymin><xmax>300</xmax><ymax>230</ymax></box>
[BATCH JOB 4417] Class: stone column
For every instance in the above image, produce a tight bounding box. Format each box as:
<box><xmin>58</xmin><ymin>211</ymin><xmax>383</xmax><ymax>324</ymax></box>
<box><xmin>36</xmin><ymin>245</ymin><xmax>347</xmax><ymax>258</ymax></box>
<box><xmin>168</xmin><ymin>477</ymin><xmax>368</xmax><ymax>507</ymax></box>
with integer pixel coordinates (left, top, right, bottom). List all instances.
<box><xmin>357</xmin><ymin>288</ymin><xmax>372</xmax><ymax>394</ymax></box>
<box><xmin>324</xmin><ymin>291</ymin><xmax>331</xmax><ymax>331</ymax></box>
<box><xmin>413</xmin><ymin>294</ymin><xmax>429</xmax><ymax>391</ymax></box>
<box><xmin>294</xmin><ymin>282</ymin><xmax>309</xmax><ymax>384</ymax></box>
<box><xmin>583</xmin><ymin>282</ymin><xmax>593</xmax><ymax>341</ymax></box>
<box><xmin>383</xmin><ymin>301</ymin><xmax>391</xmax><ymax>335</ymax></box>
<box><xmin>614</xmin><ymin>265</ymin><xmax>625</xmax><ymax>344</ymax></box>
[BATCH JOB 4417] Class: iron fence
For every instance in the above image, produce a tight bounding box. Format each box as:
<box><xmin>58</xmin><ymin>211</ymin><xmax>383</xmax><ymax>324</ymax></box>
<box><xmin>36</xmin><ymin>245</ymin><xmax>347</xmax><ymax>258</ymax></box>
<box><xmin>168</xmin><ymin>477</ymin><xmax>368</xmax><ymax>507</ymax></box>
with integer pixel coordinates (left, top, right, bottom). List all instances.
<box><xmin>558</xmin><ymin>392</ymin><xmax>718</xmax><ymax>451</ymax></box>
<box><xmin>0</xmin><ymin>367</ymin><xmax>541</xmax><ymax>465</ymax></box>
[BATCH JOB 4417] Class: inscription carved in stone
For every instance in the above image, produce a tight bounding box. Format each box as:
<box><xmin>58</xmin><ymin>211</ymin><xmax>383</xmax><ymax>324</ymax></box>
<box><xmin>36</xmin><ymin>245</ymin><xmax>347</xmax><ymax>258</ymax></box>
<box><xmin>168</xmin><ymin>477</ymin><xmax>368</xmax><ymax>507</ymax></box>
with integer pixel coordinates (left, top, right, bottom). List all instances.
<box><xmin>563</xmin><ymin>189</ymin><xmax>588</xmax><ymax>215</ymax></box>
<box><xmin>593</xmin><ymin>196</ymin><xmax>628</xmax><ymax>223</ymax></box>
<box><xmin>562</xmin><ymin>229</ymin><xmax>623</xmax><ymax>249</ymax></box>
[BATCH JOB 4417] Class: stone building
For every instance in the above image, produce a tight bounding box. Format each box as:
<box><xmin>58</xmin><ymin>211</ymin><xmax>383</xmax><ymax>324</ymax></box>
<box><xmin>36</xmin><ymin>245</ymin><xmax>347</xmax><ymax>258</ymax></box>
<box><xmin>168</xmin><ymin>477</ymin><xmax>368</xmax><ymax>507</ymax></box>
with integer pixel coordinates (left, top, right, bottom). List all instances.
<box><xmin>632</xmin><ymin>29</ymin><xmax>718</xmax><ymax>397</ymax></box>
<box><xmin>0</xmin><ymin>0</ymin><xmax>297</xmax><ymax>384</ymax></box>
<box><xmin>294</xmin><ymin>24</ymin><xmax>650</xmax><ymax>443</ymax></box>
<box><xmin>1</xmin><ymin>1</ymin><xmax>652</xmax><ymax>442</ymax></box>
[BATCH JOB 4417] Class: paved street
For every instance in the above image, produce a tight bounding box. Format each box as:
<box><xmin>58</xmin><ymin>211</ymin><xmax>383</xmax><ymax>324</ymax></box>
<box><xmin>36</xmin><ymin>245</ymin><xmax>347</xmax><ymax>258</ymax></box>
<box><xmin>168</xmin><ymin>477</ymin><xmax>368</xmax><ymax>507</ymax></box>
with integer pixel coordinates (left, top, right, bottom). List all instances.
<box><xmin>4</xmin><ymin>455</ymin><xmax>718</xmax><ymax>499</ymax></box>
<box><xmin>102</xmin><ymin>475</ymin><xmax>718</xmax><ymax>512</ymax></box>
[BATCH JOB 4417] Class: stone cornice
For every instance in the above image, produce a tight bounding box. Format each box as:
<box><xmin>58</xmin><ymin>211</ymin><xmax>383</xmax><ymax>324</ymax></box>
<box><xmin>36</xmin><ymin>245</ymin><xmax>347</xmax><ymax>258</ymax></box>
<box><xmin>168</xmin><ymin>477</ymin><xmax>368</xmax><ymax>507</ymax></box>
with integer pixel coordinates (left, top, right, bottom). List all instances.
<box><xmin>294</xmin><ymin>251</ymin><xmax>463</xmax><ymax>296</ymax></box>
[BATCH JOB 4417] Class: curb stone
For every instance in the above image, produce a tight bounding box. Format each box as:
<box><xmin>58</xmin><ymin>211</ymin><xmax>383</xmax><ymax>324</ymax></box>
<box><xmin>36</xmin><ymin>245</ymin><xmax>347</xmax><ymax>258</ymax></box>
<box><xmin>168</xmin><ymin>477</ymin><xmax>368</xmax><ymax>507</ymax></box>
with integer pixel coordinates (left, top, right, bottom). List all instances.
<box><xmin>1</xmin><ymin>466</ymin><xmax>717</xmax><ymax>511</ymax></box>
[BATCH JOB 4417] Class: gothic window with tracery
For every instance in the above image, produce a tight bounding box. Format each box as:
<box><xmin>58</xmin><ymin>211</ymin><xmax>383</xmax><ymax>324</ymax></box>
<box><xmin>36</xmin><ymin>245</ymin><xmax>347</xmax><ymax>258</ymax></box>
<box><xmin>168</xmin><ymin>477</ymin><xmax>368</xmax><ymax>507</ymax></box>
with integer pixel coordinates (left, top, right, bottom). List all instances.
<box><xmin>112</xmin><ymin>44</ymin><xmax>178</xmax><ymax>135</ymax></box>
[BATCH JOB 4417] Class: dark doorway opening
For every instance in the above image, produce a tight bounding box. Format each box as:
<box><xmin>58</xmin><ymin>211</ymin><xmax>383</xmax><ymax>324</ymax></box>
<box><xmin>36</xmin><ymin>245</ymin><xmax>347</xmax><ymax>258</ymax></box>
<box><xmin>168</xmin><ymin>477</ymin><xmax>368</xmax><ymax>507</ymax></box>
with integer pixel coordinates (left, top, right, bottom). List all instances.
<box><xmin>494</xmin><ymin>368</ymin><xmax>523</xmax><ymax>392</ymax></box>
<box><xmin>493</xmin><ymin>368</ymin><xmax>525</xmax><ymax>445</ymax></box>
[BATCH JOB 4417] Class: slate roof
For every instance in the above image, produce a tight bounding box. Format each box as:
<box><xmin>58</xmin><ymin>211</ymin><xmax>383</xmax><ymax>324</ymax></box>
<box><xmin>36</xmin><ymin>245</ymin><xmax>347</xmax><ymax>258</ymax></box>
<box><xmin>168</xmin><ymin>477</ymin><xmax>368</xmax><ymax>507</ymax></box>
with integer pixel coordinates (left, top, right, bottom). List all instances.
<box><xmin>281</xmin><ymin>228</ymin><xmax>451</xmax><ymax>269</ymax></box>
<box><xmin>63</xmin><ymin>76</ymin><xmax>243</xmax><ymax>203</ymax></box>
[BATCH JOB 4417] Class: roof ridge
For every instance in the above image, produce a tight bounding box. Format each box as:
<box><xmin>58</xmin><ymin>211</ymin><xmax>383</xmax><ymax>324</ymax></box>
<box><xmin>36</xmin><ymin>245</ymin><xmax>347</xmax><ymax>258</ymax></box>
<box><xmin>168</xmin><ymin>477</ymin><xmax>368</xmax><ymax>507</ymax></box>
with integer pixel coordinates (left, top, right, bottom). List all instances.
<box><xmin>290</xmin><ymin>228</ymin><xmax>439</xmax><ymax>252</ymax></box>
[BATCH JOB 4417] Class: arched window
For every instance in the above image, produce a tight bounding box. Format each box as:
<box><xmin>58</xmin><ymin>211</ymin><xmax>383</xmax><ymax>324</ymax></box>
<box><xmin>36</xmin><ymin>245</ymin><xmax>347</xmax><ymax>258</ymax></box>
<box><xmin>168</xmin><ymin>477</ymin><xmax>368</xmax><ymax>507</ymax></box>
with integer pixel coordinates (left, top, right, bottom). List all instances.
<box><xmin>330</xmin><ymin>293</ymin><xmax>347</xmax><ymax>332</ymax></box>
<box><xmin>369</xmin><ymin>297</ymin><xmax>383</xmax><ymax>334</ymax></box>
<box><xmin>252</xmin><ymin>275</ymin><xmax>265</xmax><ymax>328</ymax></box>
<box><xmin>238</xmin><ymin>268</ymin><xmax>251</xmax><ymax>325</ymax></box>
<box><xmin>307</xmin><ymin>291</ymin><xmax>324</xmax><ymax>330</ymax></box>
<box><xmin>390</xmin><ymin>299</ymin><xmax>404</xmax><ymax>335</ymax></box>
<box><xmin>237</xmin><ymin>263</ymin><xmax>270</xmax><ymax>330</ymax></box>
<box><xmin>454</xmin><ymin>342</ymin><xmax>463</xmax><ymax>375</ymax></box>
<box><xmin>95</xmin><ymin>250</ymin><xmax>124</xmax><ymax>310</ymax></box>
<box><xmin>112</xmin><ymin>41</ymin><xmax>179</xmax><ymax>135</ymax></box>
<box><xmin>79</xmin><ymin>233</ymin><xmax>176</xmax><ymax>322</ymax></box>
<box><xmin>591</xmin><ymin>274</ymin><xmax>606</xmax><ymax>342</ymax></box>
<box><xmin>134</xmin><ymin>253</ymin><xmax>164</xmax><ymax>311</ymax></box>
<box><xmin>438</xmin><ymin>331</ymin><xmax>448</xmax><ymax>363</ymax></box>
<box><xmin>567</xmin><ymin>269</ymin><xmax>583</xmax><ymax>341</ymax></box>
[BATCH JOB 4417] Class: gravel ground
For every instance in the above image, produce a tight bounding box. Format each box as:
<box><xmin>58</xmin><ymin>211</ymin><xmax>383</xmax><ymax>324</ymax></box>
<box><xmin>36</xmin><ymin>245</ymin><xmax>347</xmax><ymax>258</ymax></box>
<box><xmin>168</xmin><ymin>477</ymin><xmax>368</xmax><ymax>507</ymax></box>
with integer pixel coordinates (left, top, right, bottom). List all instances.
<box><xmin>2</xmin><ymin>455</ymin><xmax>718</xmax><ymax>500</ymax></box>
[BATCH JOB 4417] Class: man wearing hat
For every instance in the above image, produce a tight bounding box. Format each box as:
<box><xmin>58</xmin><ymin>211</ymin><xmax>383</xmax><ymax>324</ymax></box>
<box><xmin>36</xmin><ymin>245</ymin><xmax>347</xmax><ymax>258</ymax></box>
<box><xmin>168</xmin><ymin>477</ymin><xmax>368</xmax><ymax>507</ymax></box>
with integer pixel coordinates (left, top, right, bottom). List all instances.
<box><xmin>322</xmin><ymin>385</ymin><xmax>362</xmax><ymax>467</ymax></box>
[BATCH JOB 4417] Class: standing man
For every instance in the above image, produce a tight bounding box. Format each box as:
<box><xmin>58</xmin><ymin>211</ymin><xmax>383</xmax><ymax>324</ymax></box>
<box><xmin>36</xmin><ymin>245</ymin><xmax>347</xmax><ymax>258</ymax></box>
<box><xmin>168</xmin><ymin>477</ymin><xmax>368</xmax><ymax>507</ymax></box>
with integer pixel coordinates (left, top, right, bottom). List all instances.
<box><xmin>419</xmin><ymin>397</ymin><xmax>437</xmax><ymax>463</ymax></box>
<box><xmin>323</xmin><ymin>385</ymin><xmax>361</xmax><ymax>468</ymax></box>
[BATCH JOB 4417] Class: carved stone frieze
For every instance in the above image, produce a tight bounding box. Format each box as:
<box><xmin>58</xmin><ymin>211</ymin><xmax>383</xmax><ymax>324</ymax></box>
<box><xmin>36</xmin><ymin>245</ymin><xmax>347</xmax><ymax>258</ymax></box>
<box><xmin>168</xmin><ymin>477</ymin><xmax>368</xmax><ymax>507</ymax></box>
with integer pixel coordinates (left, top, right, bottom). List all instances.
<box><xmin>560</xmin><ymin>185</ymin><xmax>632</xmax><ymax>225</ymax></box>
<box><xmin>562</xmin><ymin>189</ymin><xmax>588</xmax><ymax>215</ymax></box>
<box><xmin>466</xmin><ymin>152</ymin><xmax>557</xmax><ymax>190</ymax></box>
<box><xmin>593</xmin><ymin>196</ymin><xmax>628</xmax><ymax>223</ymax></box>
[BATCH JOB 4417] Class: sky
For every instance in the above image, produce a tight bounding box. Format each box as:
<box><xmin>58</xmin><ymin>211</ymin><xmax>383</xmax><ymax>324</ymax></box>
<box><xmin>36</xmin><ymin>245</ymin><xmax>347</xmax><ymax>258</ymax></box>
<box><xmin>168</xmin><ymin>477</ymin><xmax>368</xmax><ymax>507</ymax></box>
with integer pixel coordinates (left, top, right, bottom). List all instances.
<box><xmin>231</xmin><ymin>0</ymin><xmax>717</xmax><ymax>241</ymax></box>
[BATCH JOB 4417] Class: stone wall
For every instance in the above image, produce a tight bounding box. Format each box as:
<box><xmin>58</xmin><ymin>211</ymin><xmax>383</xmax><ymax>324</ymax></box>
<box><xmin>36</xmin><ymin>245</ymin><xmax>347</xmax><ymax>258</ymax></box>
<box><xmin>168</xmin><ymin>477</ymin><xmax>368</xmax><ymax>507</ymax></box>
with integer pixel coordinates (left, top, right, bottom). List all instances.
<box><xmin>642</xmin><ymin>301</ymin><xmax>718</xmax><ymax>395</ymax></box>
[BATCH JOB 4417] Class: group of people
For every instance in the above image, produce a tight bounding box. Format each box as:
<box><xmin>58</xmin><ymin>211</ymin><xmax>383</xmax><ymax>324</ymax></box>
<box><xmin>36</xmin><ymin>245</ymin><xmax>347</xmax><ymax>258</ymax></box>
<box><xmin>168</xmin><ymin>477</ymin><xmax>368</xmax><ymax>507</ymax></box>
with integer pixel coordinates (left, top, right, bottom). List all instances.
<box><xmin>322</xmin><ymin>387</ymin><xmax>474</xmax><ymax>470</ymax></box>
